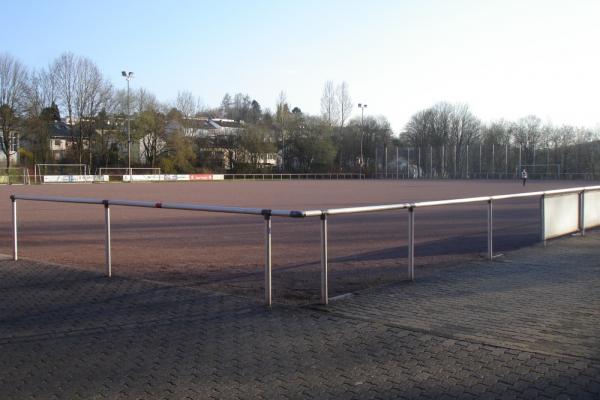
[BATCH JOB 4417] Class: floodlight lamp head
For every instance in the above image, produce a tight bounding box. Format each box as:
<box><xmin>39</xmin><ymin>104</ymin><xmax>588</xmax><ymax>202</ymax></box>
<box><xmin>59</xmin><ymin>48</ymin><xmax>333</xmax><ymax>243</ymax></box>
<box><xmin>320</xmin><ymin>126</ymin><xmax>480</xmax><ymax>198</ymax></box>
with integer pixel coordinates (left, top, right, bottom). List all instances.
<box><xmin>358</xmin><ymin>103</ymin><xmax>362</xmax><ymax>107</ymax></box>
<box><xmin>121</xmin><ymin>71</ymin><xmax>127</xmax><ymax>77</ymax></box>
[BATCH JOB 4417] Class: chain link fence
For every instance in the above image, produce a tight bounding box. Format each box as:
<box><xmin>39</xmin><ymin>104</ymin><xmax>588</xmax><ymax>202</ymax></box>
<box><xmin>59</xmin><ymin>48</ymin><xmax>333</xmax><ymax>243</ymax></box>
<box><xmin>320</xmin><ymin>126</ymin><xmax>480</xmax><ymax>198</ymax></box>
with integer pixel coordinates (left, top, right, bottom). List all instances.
<box><xmin>369</xmin><ymin>143</ymin><xmax>600</xmax><ymax>180</ymax></box>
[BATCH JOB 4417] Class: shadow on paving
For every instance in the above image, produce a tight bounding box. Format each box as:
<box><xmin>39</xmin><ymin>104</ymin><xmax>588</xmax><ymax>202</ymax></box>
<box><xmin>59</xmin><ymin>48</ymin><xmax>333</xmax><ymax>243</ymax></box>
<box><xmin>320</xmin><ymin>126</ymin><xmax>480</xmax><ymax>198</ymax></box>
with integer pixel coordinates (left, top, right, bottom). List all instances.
<box><xmin>320</xmin><ymin>231</ymin><xmax>600</xmax><ymax>362</ymax></box>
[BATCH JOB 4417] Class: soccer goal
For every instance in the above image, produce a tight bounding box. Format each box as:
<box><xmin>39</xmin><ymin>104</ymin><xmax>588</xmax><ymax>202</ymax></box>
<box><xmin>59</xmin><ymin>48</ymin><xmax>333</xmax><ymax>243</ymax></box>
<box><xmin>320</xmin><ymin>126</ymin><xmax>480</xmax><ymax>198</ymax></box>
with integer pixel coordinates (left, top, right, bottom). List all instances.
<box><xmin>96</xmin><ymin>167</ymin><xmax>161</xmax><ymax>176</ymax></box>
<box><xmin>518</xmin><ymin>164</ymin><xmax>560</xmax><ymax>179</ymax></box>
<box><xmin>0</xmin><ymin>167</ymin><xmax>30</xmax><ymax>185</ymax></box>
<box><xmin>34</xmin><ymin>163</ymin><xmax>88</xmax><ymax>183</ymax></box>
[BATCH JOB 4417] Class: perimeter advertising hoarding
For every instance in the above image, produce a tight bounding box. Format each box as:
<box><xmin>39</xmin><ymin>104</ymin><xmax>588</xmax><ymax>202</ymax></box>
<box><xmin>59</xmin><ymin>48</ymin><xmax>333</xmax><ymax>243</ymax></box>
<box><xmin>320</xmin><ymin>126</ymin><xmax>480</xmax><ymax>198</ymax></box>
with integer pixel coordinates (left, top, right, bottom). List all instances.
<box><xmin>189</xmin><ymin>174</ymin><xmax>213</xmax><ymax>180</ymax></box>
<box><xmin>122</xmin><ymin>175</ymin><xmax>162</xmax><ymax>182</ymax></box>
<box><xmin>43</xmin><ymin>175</ymin><xmax>108</xmax><ymax>183</ymax></box>
<box><xmin>583</xmin><ymin>190</ymin><xmax>600</xmax><ymax>229</ymax></box>
<box><xmin>543</xmin><ymin>193</ymin><xmax>580</xmax><ymax>240</ymax></box>
<box><xmin>163</xmin><ymin>174</ymin><xmax>191</xmax><ymax>181</ymax></box>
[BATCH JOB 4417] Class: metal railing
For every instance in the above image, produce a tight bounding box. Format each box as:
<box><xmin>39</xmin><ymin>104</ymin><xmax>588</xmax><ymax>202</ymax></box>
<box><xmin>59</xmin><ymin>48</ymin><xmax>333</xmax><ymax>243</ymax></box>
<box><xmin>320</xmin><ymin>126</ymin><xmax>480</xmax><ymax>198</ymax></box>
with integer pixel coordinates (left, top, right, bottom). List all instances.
<box><xmin>9</xmin><ymin>185</ymin><xmax>600</xmax><ymax>307</ymax></box>
<box><xmin>9</xmin><ymin>194</ymin><xmax>301</xmax><ymax>307</ymax></box>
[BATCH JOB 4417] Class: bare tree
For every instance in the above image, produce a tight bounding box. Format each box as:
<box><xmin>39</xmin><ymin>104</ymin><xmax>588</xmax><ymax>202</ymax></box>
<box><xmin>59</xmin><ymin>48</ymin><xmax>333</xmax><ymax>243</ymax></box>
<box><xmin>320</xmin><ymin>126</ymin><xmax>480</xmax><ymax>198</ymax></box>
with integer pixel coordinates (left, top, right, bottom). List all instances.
<box><xmin>0</xmin><ymin>53</ymin><xmax>29</xmax><ymax>168</ymax></box>
<box><xmin>53</xmin><ymin>52</ymin><xmax>77</xmax><ymax>125</ymax></box>
<box><xmin>176</xmin><ymin>90</ymin><xmax>196</xmax><ymax>119</ymax></box>
<box><xmin>512</xmin><ymin>115</ymin><xmax>542</xmax><ymax>164</ymax></box>
<box><xmin>175</xmin><ymin>90</ymin><xmax>198</xmax><ymax>136</ymax></box>
<box><xmin>275</xmin><ymin>91</ymin><xmax>291</xmax><ymax>170</ymax></box>
<box><xmin>27</xmin><ymin>65</ymin><xmax>59</xmax><ymax>117</ymax></box>
<box><xmin>448</xmin><ymin>104</ymin><xmax>480</xmax><ymax>175</ymax></box>
<box><xmin>336</xmin><ymin>81</ymin><xmax>352</xmax><ymax>131</ymax></box>
<box><xmin>71</xmin><ymin>56</ymin><xmax>112</xmax><ymax>165</ymax></box>
<box><xmin>320</xmin><ymin>80</ymin><xmax>338</xmax><ymax>126</ymax></box>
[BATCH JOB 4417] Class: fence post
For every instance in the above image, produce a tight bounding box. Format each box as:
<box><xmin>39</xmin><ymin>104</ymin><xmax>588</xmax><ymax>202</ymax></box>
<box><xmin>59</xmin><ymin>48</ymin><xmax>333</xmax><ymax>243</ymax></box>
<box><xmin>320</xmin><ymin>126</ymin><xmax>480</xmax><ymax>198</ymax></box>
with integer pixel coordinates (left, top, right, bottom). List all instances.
<box><xmin>580</xmin><ymin>190</ymin><xmax>585</xmax><ymax>236</ymax></box>
<box><xmin>540</xmin><ymin>195</ymin><xmax>546</xmax><ymax>246</ymax></box>
<box><xmin>103</xmin><ymin>201</ymin><xmax>112</xmax><ymax>277</ymax></box>
<box><xmin>11</xmin><ymin>195</ymin><xmax>17</xmax><ymax>261</ymax></box>
<box><xmin>263</xmin><ymin>211</ymin><xmax>272</xmax><ymax>307</ymax></box>
<box><xmin>487</xmin><ymin>199</ymin><xmax>493</xmax><ymax>260</ymax></box>
<box><xmin>408</xmin><ymin>207</ymin><xmax>415</xmax><ymax>281</ymax></box>
<box><xmin>320</xmin><ymin>213</ymin><xmax>328</xmax><ymax>305</ymax></box>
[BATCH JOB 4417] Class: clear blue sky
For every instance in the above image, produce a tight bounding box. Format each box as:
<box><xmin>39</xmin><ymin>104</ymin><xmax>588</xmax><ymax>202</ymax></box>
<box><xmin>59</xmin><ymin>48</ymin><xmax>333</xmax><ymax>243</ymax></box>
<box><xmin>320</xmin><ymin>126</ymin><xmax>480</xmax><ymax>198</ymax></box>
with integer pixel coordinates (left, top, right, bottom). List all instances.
<box><xmin>4</xmin><ymin>0</ymin><xmax>600</xmax><ymax>133</ymax></box>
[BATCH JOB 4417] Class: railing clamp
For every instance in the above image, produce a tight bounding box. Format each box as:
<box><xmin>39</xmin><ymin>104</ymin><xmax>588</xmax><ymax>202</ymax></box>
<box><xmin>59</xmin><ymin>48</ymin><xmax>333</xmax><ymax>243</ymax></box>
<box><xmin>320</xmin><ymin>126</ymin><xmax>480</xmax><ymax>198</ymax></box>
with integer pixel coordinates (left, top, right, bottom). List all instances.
<box><xmin>261</xmin><ymin>209</ymin><xmax>272</xmax><ymax>219</ymax></box>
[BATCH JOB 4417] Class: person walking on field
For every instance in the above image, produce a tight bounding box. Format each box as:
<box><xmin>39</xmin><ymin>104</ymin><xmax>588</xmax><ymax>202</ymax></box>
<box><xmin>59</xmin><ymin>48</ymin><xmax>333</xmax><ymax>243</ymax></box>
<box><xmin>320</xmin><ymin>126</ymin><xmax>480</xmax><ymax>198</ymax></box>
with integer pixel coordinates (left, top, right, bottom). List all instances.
<box><xmin>521</xmin><ymin>168</ymin><xmax>528</xmax><ymax>186</ymax></box>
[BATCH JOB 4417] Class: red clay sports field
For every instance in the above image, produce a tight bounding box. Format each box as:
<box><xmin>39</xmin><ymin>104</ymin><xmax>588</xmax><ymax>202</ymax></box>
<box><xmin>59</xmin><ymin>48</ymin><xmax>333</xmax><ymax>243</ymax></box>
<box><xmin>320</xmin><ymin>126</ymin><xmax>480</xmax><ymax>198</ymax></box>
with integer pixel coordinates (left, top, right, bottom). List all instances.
<box><xmin>0</xmin><ymin>179</ymin><xmax>593</xmax><ymax>303</ymax></box>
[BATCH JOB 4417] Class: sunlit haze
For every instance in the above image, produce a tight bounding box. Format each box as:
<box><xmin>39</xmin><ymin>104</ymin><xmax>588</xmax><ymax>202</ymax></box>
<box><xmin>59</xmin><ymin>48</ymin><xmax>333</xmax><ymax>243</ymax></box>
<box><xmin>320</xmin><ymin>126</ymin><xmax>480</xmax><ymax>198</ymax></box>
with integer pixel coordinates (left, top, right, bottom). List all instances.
<box><xmin>5</xmin><ymin>0</ymin><xmax>600</xmax><ymax>132</ymax></box>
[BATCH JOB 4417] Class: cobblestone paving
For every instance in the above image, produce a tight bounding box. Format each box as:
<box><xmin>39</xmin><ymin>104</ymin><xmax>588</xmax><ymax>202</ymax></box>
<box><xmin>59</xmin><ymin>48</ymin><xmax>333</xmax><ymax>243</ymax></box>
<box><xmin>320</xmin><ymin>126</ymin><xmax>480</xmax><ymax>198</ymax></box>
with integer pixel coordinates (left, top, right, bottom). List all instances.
<box><xmin>324</xmin><ymin>233</ymin><xmax>600</xmax><ymax>361</ymax></box>
<box><xmin>0</xmin><ymin>234</ymin><xmax>599</xmax><ymax>399</ymax></box>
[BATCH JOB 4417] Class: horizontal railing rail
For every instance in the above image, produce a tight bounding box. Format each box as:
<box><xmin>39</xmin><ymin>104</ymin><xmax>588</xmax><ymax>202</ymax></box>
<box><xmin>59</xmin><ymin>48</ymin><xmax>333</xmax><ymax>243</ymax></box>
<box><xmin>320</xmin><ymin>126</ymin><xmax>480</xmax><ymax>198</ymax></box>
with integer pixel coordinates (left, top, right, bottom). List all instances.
<box><xmin>10</xmin><ymin>195</ymin><xmax>301</xmax><ymax>217</ymax></box>
<box><xmin>9</xmin><ymin>184</ymin><xmax>600</xmax><ymax>307</ymax></box>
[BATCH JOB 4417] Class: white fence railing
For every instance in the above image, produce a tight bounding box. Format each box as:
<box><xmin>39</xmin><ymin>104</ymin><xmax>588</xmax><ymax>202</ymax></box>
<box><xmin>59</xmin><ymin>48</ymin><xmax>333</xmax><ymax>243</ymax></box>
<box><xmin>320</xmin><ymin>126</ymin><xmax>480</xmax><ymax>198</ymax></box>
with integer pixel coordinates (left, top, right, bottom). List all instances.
<box><xmin>9</xmin><ymin>185</ymin><xmax>600</xmax><ymax>306</ymax></box>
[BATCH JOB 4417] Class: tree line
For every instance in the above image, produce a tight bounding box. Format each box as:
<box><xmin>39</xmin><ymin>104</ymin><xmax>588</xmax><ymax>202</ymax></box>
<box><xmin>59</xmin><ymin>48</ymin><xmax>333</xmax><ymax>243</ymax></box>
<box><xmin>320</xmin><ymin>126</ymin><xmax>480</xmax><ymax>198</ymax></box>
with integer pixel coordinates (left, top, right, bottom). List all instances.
<box><xmin>402</xmin><ymin>102</ymin><xmax>600</xmax><ymax>178</ymax></box>
<box><xmin>1</xmin><ymin>51</ymin><xmax>598</xmax><ymax>177</ymax></box>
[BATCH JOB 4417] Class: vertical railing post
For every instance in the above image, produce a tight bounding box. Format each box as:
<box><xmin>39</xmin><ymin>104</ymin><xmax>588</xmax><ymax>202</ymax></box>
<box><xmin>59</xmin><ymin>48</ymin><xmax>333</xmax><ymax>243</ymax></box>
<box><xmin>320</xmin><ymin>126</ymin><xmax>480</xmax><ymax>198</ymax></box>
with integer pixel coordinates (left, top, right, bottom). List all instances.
<box><xmin>408</xmin><ymin>207</ymin><xmax>415</xmax><ymax>281</ymax></box>
<box><xmin>103</xmin><ymin>200</ymin><xmax>112</xmax><ymax>277</ymax></box>
<box><xmin>487</xmin><ymin>199</ymin><xmax>493</xmax><ymax>260</ymax></box>
<box><xmin>540</xmin><ymin>195</ymin><xmax>546</xmax><ymax>246</ymax></box>
<box><xmin>263</xmin><ymin>211</ymin><xmax>272</xmax><ymax>307</ymax></box>
<box><xmin>580</xmin><ymin>190</ymin><xmax>585</xmax><ymax>236</ymax></box>
<box><xmin>320</xmin><ymin>213</ymin><xmax>328</xmax><ymax>305</ymax></box>
<box><xmin>11</xmin><ymin>195</ymin><xmax>17</xmax><ymax>261</ymax></box>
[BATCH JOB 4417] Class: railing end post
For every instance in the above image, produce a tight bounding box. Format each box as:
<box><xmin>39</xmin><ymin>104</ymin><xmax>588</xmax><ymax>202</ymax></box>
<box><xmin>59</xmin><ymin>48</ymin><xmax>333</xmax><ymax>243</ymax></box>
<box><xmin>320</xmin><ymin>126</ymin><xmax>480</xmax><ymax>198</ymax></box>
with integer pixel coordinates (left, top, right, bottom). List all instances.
<box><xmin>487</xmin><ymin>199</ymin><xmax>493</xmax><ymax>261</ymax></box>
<box><xmin>407</xmin><ymin>206</ymin><xmax>415</xmax><ymax>281</ymax></box>
<box><xmin>320</xmin><ymin>211</ymin><xmax>328</xmax><ymax>305</ymax></box>
<box><xmin>263</xmin><ymin>210</ymin><xmax>272</xmax><ymax>307</ymax></box>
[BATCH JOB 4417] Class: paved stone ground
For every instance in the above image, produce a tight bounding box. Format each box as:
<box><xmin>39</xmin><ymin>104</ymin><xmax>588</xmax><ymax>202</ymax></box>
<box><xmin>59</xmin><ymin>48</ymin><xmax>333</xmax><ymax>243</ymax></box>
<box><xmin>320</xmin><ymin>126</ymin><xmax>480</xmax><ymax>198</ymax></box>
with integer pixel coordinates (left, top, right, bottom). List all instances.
<box><xmin>0</xmin><ymin>233</ymin><xmax>599</xmax><ymax>399</ymax></box>
<box><xmin>322</xmin><ymin>233</ymin><xmax>600</xmax><ymax>361</ymax></box>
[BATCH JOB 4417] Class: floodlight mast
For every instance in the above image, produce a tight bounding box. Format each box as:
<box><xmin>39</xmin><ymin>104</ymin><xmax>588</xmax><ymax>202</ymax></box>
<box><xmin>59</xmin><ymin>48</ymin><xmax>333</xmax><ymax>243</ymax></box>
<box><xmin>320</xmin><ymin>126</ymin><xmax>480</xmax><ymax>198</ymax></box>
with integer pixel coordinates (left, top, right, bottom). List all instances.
<box><xmin>358</xmin><ymin>103</ymin><xmax>368</xmax><ymax>177</ymax></box>
<box><xmin>122</xmin><ymin>71</ymin><xmax>134</xmax><ymax>182</ymax></box>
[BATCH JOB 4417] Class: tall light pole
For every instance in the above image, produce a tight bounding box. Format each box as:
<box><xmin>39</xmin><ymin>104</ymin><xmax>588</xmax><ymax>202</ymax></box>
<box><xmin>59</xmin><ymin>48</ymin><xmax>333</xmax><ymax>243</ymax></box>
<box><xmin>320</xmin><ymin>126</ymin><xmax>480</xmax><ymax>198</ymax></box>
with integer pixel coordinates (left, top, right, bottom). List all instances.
<box><xmin>358</xmin><ymin>103</ymin><xmax>367</xmax><ymax>177</ymax></box>
<box><xmin>121</xmin><ymin>71</ymin><xmax>134</xmax><ymax>182</ymax></box>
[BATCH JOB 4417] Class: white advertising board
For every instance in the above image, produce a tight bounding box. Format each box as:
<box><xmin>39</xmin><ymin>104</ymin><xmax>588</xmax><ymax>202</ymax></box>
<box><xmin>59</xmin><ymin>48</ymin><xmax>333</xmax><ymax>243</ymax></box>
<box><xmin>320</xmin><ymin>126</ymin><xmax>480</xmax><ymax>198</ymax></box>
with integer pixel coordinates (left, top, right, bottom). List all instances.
<box><xmin>163</xmin><ymin>174</ymin><xmax>191</xmax><ymax>181</ymax></box>
<box><xmin>122</xmin><ymin>174</ymin><xmax>163</xmax><ymax>182</ymax></box>
<box><xmin>43</xmin><ymin>175</ymin><xmax>105</xmax><ymax>183</ymax></box>
<box><xmin>583</xmin><ymin>190</ymin><xmax>600</xmax><ymax>229</ymax></box>
<box><xmin>122</xmin><ymin>173</ymin><xmax>222</xmax><ymax>182</ymax></box>
<box><xmin>543</xmin><ymin>193</ymin><xmax>580</xmax><ymax>240</ymax></box>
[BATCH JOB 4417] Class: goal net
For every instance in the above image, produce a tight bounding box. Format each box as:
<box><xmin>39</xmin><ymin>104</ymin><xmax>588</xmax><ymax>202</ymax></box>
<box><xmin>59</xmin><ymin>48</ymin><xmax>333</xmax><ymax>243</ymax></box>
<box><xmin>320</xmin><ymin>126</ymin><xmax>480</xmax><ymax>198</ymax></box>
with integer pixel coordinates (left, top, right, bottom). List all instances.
<box><xmin>0</xmin><ymin>167</ymin><xmax>30</xmax><ymax>185</ymax></box>
<box><xmin>96</xmin><ymin>167</ymin><xmax>161</xmax><ymax>176</ymax></box>
<box><xmin>34</xmin><ymin>163</ymin><xmax>89</xmax><ymax>183</ymax></box>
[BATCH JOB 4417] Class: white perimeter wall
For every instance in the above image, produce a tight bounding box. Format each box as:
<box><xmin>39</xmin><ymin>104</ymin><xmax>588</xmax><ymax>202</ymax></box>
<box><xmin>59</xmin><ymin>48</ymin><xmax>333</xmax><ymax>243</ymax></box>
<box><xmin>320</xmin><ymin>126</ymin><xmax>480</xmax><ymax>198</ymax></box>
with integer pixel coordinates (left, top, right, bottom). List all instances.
<box><xmin>543</xmin><ymin>193</ymin><xmax>580</xmax><ymax>240</ymax></box>
<box><xmin>584</xmin><ymin>190</ymin><xmax>600</xmax><ymax>229</ymax></box>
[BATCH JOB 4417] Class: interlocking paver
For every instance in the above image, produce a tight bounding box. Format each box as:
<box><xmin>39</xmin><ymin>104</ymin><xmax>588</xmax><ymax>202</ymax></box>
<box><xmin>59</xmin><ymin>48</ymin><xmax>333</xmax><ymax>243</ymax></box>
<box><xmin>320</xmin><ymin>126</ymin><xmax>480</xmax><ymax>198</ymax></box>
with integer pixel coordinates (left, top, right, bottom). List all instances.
<box><xmin>0</xmin><ymin>232</ymin><xmax>599</xmax><ymax>399</ymax></box>
<box><xmin>324</xmin><ymin>232</ymin><xmax>600</xmax><ymax>361</ymax></box>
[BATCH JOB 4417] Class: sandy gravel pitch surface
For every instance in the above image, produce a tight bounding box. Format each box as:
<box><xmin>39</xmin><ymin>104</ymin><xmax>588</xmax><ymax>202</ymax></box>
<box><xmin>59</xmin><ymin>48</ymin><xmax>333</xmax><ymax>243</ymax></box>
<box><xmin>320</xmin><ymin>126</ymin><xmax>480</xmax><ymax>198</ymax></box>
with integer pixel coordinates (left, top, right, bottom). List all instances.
<box><xmin>0</xmin><ymin>179</ymin><xmax>591</xmax><ymax>303</ymax></box>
